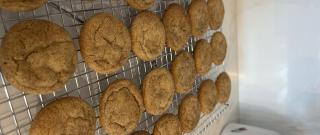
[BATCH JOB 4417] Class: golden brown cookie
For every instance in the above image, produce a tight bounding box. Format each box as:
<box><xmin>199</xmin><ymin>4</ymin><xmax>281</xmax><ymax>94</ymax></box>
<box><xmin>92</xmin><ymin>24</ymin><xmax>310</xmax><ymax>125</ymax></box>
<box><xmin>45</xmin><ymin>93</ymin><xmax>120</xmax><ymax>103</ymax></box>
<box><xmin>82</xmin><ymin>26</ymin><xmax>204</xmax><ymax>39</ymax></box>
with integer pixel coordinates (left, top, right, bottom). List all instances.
<box><xmin>153</xmin><ymin>114</ymin><xmax>182</xmax><ymax>135</ymax></box>
<box><xmin>198</xmin><ymin>79</ymin><xmax>218</xmax><ymax>114</ymax></box>
<box><xmin>127</xmin><ymin>0</ymin><xmax>155</xmax><ymax>10</ymax></box>
<box><xmin>194</xmin><ymin>39</ymin><xmax>213</xmax><ymax>75</ymax></box>
<box><xmin>211</xmin><ymin>32</ymin><xmax>227</xmax><ymax>65</ymax></box>
<box><xmin>142</xmin><ymin>68</ymin><xmax>174</xmax><ymax>115</ymax></box>
<box><xmin>131</xmin><ymin>11</ymin><xmax>166</xmax><ymax>61</ymax></box>
<box><xmin>208</xmin><ymin>0</ymin><xmax>225</xmax><ymax>30</ymax></box>
<box><xmin>188</xmin><ymin>0</ymin><xmax>209</xmax><ymax>37</ymax></box>
<box><xmin>0</xmin><ymin>0</ymin><xmax>47</xmax><ymax>12</ymax></box>
<box><xmin>163</xmin><ymin>3</ymin><xmax>191</xmax><ymax>52</ymax></box>
<box><xmin>0</xmin><ymin>20</ymin><xmax>77</xmax><ymax>94</ymax></box>
<box><xmin>178</xmin><ymin>95</ymin><xmax>200</xmax><ymax>133</ymax></box>
<box><xmin>29</xmin><ymin>97</ymin><xmax>95</xmax><ymax>135</ymax></box>
<box><xmin>171</xmin><ymin>51</ymin><xmax>196</xmax><ymax>94</ymax></box>
<box><xmin>131</xmin><ymin>130</ymin><xmax>150</xmax><ymax>135</ymax></box>
<box><xmin>80</xmin><ymin>13</ymin><xmax>131</xmax><ymax>74</ymax></box>
<box><xmin>216</xmin><ymin>72</ymin><xmax>231</xmax><ymax>103</ymax></box>
<box><xmin>99</xmin><ymin>79</ymin><xmax>144</xmax><ymax>135</ymax></box>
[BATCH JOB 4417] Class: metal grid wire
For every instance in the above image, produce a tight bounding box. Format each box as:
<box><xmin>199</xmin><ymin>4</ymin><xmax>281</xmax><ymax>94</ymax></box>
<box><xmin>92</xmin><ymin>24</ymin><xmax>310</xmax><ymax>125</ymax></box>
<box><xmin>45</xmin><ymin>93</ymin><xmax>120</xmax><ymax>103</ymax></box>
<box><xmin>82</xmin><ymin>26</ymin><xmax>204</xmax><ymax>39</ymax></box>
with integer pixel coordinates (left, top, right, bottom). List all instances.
<box><xmin>0</xmin><ymin>0</ymin><xmax>231</xmax><ymax>134</ymax></box>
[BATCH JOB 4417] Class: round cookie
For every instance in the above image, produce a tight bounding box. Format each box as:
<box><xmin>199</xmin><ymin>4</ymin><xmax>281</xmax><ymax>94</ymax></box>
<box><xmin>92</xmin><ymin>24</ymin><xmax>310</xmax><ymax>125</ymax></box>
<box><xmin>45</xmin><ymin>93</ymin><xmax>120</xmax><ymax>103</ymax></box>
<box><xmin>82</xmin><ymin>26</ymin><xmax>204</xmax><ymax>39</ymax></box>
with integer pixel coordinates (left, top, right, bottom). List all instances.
<box><xmin>198</xmin><ymin>79</ymin><xmax>218</xmax><ymax>114</ymax></box>
<box><xmin>153</xmin><ymin>114</ymin><xmax>182</xmax><ymax>135</ymax></box>
<box><xmin>178</xmin><ymin>95</ymin><xmax>200</xmax><ymax>133</ymax></box>
<box><xmin>216</xmin><ymin>72</ymin><xmax>231</xmax><ymax>103</ymax></box>
<box><xmin>131</xmin><ymin>11</ymin><xmax>166</xmax><ymax>61</ymax></box>
<box><xmin>208</xmin><ymin>0</ymin><xmax>225</xmax><ymax>30</ymax></box>
<box><xmin>188</xmin><ymin>0</ymin><xmax>209</xmax><ymax>37</ymax></box>
<box><xmin>29</xmin><ymin>97</ymin><xmax>95</xmax><ymax>135</ymax></box>
<box><xmin>0</xmin><ymin>20</ymin><xmax>77</xmax><ymax>94</ymax></box>
<box><xmin>163</xmin><ymin>3</ymin><xmax>191</xmax><ymax>52</ymax></box>
<box><xmin>211</xmin><ymin>32</ymin><xmax>227</xmax><ymax>65</ymax></box>
<box><xmin>0</xmin><ymin>0</ymin><xmax>47</xmax><ymax>12</ymax></box>
<box><xmin>127</xmin><ymin>0</ymin><xmax>154</xmax><ymax>10</ymax></box>
<box><xmin>142</xmin><ymin>68</ymin><xmax>174</xmax><ymax>115</ymax></box>
<box><xmin>131</xmin><ymin>130</ymin><xmax>150</xmax><ymax>135</ymax></box>
<box><xmin>99</xmin><ymin>79</ymin><xmax>144</xmax><ymax>135</ymax></box>
<box><xmin>194</xmin><ymin>39</ymin><xmax>213</xmax><ymax>75</ymax></box>
<box><xmin>171</xmin><ymin>51</ymin><xmax>196</xmax><ymax>94</ymax></box>
<box><xmin>80</xmin><ymin>13</ymin><xmax>131</xmax><ymax>74</ymax></box>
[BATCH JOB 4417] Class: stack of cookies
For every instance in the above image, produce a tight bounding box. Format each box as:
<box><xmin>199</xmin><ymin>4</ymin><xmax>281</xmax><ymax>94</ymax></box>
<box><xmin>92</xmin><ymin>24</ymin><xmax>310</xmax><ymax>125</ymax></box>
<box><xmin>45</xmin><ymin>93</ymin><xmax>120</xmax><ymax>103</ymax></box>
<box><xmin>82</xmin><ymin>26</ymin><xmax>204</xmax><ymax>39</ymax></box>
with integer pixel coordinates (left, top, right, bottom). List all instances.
<box><xmin>0</xmin><ymin>0</ymin><xmax>231</xmax><ymax>134</ymax></box>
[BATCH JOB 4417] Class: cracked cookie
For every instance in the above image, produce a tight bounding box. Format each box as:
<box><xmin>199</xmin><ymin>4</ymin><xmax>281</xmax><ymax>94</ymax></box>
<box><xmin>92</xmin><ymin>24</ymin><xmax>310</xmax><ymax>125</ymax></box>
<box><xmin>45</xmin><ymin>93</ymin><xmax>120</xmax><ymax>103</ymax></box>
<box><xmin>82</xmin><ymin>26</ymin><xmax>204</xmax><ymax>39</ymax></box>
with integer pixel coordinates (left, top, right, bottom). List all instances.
<box><xmin>142</xmin><ymin>68</ymin><xmax>174</xmax><ymax>115</ymax></box>
<box><xmin>131</xmin><ymin>11</ymin><xmax>166</xmax><ymax>61</ymax></box>
<box><xmin>171</xmin><ymin>51</ymin><xmax>196</xmax><ymax>94</ymax></box>
<box><xmin>211</xmin><ymin>32</ymin><xmax>227</xmax><ymax>65</ymax></box>
<box><xmin>216</xmin><ymin>72</ymin><xmax>231</xmax><ymax>103</ymax></box>
<box><xmin>153</xmin><ymin>114</ymin><xmax>182</xmax><ymax>135</ymax></box>
<box><xmin>0</xmin><ymin>0</ymin><xmax>47</xmax><ymax>12</ymax></box>
<box><xmin>198</xmin><ymin>79</ymin><xmax>218</xmax><ymax>114</ymax></box>
<box><xmin>208</xmin><ymin>0</ymin><xmax>225</xmax><ymax>30</ymax></box>
<box><xmin>99</xmin><ymin>79</ymin><xmax>144</xmax><ymax>135</ymax></box>
<box><xmin>0</xmin><ymin>20</ymin><xmax>77</xmax><ymax>94</ymax></box>
<box><xmin>194</xmin><ymin>39</ymin><xmax>213</xmax><ymax>75</ymax></box>
<box><xmin>178</xmin><ymin>95</ymin><xmax>200</xmax><ymax>133</ymax></box>
<box><xmin>163</xmin><ymin>3</ymin><xmax>191</xmax><ymax>52</ymax></box>
<box><xmin>127</xmin><ymin>0</ymin><xmax>154</xmax><ymax>10</ymax></box>
<box><xmin>29</xmin><ymin>97</ymin><xmax>95</xmax><ymax>135</ymax></box>
<box><xmin>131</xmin><ymin>130</ymin><xmax>150</xmax><ymax>135</ymax></box>
<box><xmin>80</xmin><ymin>13</ymin><xmax>131</xmax><ymax>74</ymax></box>
<box><xmin>188</xmin><ymin>0</ymin><xmax>209</xmax><ymax>37</ymax></box>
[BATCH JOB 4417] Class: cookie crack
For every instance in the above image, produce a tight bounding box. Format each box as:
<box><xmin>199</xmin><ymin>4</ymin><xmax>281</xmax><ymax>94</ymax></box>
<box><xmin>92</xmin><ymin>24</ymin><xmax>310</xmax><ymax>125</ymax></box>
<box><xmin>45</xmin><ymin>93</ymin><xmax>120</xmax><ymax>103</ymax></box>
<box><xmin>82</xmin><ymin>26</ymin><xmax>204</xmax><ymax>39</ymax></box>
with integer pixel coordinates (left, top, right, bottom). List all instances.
<box><xmin>150</xmin><ymin>75</ymin><xmax>172</xmax><ymax>110</ymax></box>
<box><xmin>93</xmin><ymin>17</ymin><xmax>122</xmax><ymax>51</ymax></box>
<box><xmin>18</xmin><ymin>39</ymin><xmax>27</xmax><ymax>50</ymax></box>
<box><xmin>139</xmin><ymin>24</ymin><xmax>152</xmax><ymax>60</ymax></box>
<box><xmin>93</xmin><ymin>19</ymin><xmax>105</xmax><ymax>45</ymax></box>
<box><xmin>103</xmin><ymin>87</ymin><xmax>142</xmax><ymax>133</ymax></box>
<box><xmin>111</xmin><ymin>121</ymin><xmax>128</xmax><ymax>133</ymax></box>
<box><xmin>92</xmin><ymin>17</ymin><xmax>126</xmax><ymax>67</ymax></box>
<box><xmin>102</xmin><ymin>37</ymin><xmax>123</xmax><ymax>53</ymax></box>
<box><xmin>62</xmin><ymin>116</ymin><xmax>91</xmax><ymax>133</ymax></box>
<box><xmin>106</xmin><ymin>86</ymin><xmax>142</xmax><ymax>110</ymax></box>
<box><xmin>16</xmin><ymin>40</ymin><xmax>70</xmax><ymax>61</ymax></box>
<box><xmin>141</xmin><ymin>0</ymin><xmax>153</xmax><ymax>5</ymax></box>
<box><xmin>13</xmin><ymin>41</ymin><xmax>71</xmax><ymax>89</ymax></box>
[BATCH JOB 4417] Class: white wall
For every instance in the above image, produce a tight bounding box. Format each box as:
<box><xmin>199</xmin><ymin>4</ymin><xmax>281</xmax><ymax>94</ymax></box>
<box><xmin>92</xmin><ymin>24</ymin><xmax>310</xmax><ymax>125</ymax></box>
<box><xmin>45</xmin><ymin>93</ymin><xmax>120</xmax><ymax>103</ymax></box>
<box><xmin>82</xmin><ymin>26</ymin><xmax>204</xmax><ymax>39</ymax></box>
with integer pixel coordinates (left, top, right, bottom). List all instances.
<box><xmin>238</xmin><ymin>0</ymin><xmax>320</xmax><ymax>135</ymax></box>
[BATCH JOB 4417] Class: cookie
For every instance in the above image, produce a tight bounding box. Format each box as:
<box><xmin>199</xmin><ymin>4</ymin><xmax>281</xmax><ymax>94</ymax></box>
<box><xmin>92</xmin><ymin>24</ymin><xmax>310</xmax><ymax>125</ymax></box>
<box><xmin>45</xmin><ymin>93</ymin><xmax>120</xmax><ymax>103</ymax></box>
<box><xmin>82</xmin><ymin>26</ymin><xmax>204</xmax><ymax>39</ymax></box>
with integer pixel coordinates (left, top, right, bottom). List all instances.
<box><xmin>80</xmin><ymin>13</ymin><xmax>131</xmax><ymax>74</ymax></box>
<box><xmin>178</xmin><ymin>95</ymin><xmax>200</xmax><ymax>133</ymax></box>
<box><xmin>131</xmin><ymin>11</ymin><xmax>166</xmax><ymax>61</ymax></box>
<box><xmin>211</xmin><ymin>32</ymin><xmax>227</xmax><ymax>65</ymax></box>
<box><xmin>131</xmin><ymin>130</ymin><xmax>150</xmax><ymax>135</ymax></box>
<box><xmin>198</xmin><ymin>79</ymin><xmax>218</xmax><ymax>114</ymax></box>
<box><xmin>194</xmin><ymin>39</ymin><xmax>213</xmax><ymax>75</ymax></box>
<box><xmin>127</xmin><ymin>0</ymin><xmax>155</xmax><ymax>10</ymax></box>
<box><xmin>0</xmin><ymin>20</ymin><xmax>77</xmax><ymax>94</ymax></box>
<box><xmin>99</xmin><ymin>79</ymin><xmax>144</xmax><ymax>135</ymax></box>
<box><xmin>153</xmin><ymin>114</ymin><xmax>182</xmax><ymax>135</ymax></box>
<box><xmin>171</xmin><ymin>51</ymin><xmax>196</xmax><ymax>94</ymax></box>
<box><xmin>29</xmin><ymin>97</ymin><xmax>95</xmax><ymax>135</ymax></box>
<box><xmin>163</xmin><ymin>3</ymin><xmax>191</xmax><ymax>52</ymax></box>
<box><xmin>216</xmin><ymin>72</ymin><xmax>231</xmax><ymax>103</ymax></box>
<box><xmin>188</xmin><ymin>0</ymin><xmax>209</xmax><ymax>37</ymax></box>
<box><xmin>0</xmin><ymin>0</ymin><xmax>47</xmax><ymax>12</ymax></box>
<box><xmin>208</xmin><ymin>0</ymin><xmax>225</xmax><ymax>30</ymax></box>
<box><xmin>142</xmin><ymin>68</ymin><xmax>175</xmax><ymax>115</ymax></box>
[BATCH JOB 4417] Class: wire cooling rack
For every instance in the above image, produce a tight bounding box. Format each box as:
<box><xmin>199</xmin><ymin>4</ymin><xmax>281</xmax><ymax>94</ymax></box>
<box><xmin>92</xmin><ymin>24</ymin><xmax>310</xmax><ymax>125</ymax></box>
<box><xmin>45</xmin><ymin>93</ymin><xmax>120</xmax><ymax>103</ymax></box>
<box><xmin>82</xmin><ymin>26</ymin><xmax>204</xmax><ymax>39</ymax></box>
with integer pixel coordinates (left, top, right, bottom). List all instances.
<box><xmin>0</xmin><ymin>0</ymin><xmax>231</xmax><ymax>134</ymax></box>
